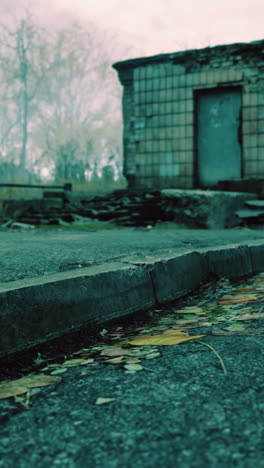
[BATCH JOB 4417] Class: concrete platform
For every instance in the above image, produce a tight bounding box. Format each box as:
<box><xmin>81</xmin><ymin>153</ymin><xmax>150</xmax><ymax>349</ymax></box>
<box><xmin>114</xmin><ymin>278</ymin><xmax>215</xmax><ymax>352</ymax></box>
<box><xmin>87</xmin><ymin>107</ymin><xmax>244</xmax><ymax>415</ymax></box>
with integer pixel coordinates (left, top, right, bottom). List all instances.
<box><xmin>0</xmin><ymin>227</ymin><xmax>264</xmax><ymax>357</ymax></box>
<box><xmin>161</xmin><ymin>189</ymin><xmax>256</xmax><ymax>228</ymax></box>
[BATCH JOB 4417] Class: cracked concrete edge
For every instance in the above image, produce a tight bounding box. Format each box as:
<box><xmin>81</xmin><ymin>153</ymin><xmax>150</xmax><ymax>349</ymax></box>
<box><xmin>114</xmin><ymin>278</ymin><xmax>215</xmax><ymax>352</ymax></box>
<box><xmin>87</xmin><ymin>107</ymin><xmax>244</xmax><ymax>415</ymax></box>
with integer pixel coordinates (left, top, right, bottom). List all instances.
<box><xmin>0</xmin><ymin>263</ymin><xmax>155</xmax><ymax>358</ymax></box>
<box><xmin>0</xmin><ymin>240</ymin><xmax>264</xmax><ymax>358</ymax></box>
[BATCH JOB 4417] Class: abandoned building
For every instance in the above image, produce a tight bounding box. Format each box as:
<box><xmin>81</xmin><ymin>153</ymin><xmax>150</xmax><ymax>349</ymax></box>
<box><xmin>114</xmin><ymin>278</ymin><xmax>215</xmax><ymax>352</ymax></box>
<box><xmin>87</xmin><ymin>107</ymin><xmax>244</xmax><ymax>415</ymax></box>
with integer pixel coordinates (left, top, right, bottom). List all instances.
<box><xmin>113</xmin><ymin>40</ymin><xmax>264</xmax><ymax>190</ymax></box>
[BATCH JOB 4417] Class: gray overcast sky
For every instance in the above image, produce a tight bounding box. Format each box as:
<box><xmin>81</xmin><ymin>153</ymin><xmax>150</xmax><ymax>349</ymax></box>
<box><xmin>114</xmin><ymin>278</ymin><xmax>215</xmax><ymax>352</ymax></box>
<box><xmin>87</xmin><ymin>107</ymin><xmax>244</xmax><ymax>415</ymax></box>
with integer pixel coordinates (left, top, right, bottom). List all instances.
<box><xmin>1</xmin><ymin>0</ymin><xmax>264</xmax><ymax>59</ymax></box>
<box><xmin>52</xmin><ymin>0</ymin><xmax>264</xmax><ymax>57</ymax></box>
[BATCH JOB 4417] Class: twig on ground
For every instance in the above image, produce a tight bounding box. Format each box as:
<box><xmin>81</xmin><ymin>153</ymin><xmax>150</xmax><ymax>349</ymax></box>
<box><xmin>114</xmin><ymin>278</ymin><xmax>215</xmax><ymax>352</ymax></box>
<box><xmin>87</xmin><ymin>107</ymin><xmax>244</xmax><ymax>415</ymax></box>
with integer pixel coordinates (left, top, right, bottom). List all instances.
<box><xmin>194</xmin><ymin>340</ymin><xmax>228</xmax><ymax>376</ymax></box>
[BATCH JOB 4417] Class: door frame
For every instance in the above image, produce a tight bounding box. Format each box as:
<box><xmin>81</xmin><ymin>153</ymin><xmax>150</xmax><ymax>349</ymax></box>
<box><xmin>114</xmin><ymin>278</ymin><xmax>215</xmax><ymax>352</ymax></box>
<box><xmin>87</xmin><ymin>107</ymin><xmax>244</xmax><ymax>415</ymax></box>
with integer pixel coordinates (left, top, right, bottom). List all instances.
<box><xmin>193</xmin><ymin>85</ymin><xmax>243</xmax><ymax>188</ymax></box>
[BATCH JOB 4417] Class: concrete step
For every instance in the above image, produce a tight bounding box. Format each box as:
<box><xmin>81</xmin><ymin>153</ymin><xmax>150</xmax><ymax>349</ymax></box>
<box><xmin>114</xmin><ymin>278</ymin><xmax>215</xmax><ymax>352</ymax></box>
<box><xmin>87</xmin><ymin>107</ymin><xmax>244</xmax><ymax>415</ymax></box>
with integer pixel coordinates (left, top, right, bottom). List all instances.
<box><xmin>235</xmin><ymin>208</ymin><xmax>264</xmax><ymax>219</ymax></box>
<box><xmin>245</xmin><ymin>200</ymin><xmax>264</xmax><ymax>209</ymax></box>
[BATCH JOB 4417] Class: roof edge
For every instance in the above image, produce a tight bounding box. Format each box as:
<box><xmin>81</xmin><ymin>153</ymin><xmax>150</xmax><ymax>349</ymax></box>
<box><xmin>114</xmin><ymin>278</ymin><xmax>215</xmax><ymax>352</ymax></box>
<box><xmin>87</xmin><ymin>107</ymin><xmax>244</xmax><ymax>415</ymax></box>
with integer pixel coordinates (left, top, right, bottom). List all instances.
<box><xmin>113</xmin><ymin>39</ymin><xmax>264</xmax><ymax>71</ymax></box>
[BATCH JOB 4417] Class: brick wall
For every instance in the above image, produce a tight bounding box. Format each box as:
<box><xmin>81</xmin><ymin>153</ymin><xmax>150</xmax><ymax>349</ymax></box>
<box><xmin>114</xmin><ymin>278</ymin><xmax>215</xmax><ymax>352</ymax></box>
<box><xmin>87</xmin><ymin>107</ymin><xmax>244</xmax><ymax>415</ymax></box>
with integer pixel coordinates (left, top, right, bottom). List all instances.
<box><xmin>114</xmin><ymin>41</ymin><xmax>264</xmax><ymax>189</ymax></box>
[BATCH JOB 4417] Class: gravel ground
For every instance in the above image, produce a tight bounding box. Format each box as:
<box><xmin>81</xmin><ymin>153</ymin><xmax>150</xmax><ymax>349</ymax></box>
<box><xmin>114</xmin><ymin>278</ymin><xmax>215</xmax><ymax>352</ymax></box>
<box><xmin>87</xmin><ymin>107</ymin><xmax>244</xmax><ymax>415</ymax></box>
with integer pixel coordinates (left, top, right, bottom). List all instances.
<box><xmin>1</xmin><ymin>277</ymin><xmax>264</xmax><ymax>468</ymax></box>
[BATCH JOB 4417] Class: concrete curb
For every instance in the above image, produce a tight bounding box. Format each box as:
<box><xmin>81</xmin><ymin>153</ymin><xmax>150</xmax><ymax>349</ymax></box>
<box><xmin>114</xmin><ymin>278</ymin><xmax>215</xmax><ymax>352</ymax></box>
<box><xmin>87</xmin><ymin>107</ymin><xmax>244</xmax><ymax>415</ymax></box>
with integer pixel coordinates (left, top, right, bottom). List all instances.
<box><xmin>0</xmin><ymin>262</ymin><xmax>155</xmax><ymax>358</ymax></box>
<box><xmin>1</xmin><ymin>240</ymin><xmax>264</xmax><ymax>358</ymax></box>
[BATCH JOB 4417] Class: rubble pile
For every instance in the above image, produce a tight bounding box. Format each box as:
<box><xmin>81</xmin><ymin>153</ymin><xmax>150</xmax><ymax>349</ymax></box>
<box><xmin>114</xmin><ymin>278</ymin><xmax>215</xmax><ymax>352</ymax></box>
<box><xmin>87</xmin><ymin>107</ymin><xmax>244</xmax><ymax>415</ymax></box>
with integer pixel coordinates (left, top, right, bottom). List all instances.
<box><xmin>77</xmin><ymin>190</ymin><xmax>165</xmax><ymax>226</ymax></box>
<box><xmin>2</xmin><ymin>190</ymin><xmax>167</xmax><ymax>227</ymax></box>
<box><xmin>235</xmin><ymin>200</ymin><xmax>264</xmax><ymax>224</ymax></box>
<box><xmin>2</xmin><ymin>189</ymin><xmax>263</xmax><ymax>230</ymax></box>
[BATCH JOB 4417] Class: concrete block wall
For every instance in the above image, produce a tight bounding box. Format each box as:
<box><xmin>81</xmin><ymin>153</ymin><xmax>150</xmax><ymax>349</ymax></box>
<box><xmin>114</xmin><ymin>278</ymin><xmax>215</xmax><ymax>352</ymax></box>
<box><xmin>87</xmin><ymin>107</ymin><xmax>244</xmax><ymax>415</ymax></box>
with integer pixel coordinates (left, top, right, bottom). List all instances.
<box><xmin>114</xmin><ymin>41</ymin><xmax>264</xmax><ymax>189</ymax></box>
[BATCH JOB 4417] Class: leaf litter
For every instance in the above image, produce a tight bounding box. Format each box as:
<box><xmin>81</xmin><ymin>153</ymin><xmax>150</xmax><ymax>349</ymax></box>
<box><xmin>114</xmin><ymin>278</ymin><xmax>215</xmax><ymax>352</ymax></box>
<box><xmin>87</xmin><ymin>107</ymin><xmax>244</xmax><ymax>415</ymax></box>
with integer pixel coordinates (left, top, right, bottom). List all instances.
<box><xmin>0</xmin><ymin>374</ymin><xmax>62</xmax><ymax>400</ymax></box>
<box><xmin>1</xmin><ymin>273</ymin><xmax>264</xmax><ymax>401</ymax></box>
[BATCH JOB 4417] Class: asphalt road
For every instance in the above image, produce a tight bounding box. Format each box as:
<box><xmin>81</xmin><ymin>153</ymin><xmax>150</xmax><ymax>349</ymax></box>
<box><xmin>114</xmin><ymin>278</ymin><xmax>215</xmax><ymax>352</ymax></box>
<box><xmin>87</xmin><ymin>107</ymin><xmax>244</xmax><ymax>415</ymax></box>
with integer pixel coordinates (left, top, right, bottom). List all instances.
<box><xmin>0</xmin><ymin>277</ymin><xmax>264</xmax><ymax>468</ymax></box>
<box><xmin>1</xmin><ymin>225</ymin><xmax>264</xmax><ymax>283</ymax></box>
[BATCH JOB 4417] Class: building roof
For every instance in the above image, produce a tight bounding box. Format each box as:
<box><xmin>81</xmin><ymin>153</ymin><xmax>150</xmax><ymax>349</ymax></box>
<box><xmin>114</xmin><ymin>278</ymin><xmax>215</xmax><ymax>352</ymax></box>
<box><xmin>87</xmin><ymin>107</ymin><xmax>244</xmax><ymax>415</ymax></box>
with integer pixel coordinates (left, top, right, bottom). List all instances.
<box><xmin>113</xmin><ymin>39</ymin><xmax>264</xmax><ymax>71</ymax></box>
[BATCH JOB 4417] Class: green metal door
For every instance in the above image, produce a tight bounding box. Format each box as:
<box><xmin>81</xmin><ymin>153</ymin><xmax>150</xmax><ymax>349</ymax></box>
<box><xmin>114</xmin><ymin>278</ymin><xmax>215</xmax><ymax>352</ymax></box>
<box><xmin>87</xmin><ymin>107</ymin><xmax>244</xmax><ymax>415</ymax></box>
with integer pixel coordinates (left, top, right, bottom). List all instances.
<box><xmin>196</xmin><ymin>88</ymin><xmax>242</xmax><ymax>187</ymax></box>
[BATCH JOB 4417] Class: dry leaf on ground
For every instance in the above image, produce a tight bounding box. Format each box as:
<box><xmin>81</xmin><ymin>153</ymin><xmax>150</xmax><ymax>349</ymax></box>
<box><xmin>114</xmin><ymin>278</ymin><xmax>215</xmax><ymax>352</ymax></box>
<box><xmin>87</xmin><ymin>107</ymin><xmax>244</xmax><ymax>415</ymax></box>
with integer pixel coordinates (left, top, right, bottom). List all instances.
<box><xmin>124</xmin><ymin>364</ymin><xmax>144</xmax><ymax>371</ymax></box>
<box><xmin>235</xmin><ymin>313</ymin><xmax>264</xmax><ymax>321</ymax></box>
<box><xmin>0</xmin><ymin>373</ymin><xmax>62</xmax><ymax>400</ymax></box>
<box><xmin>95</xmin><ymin>397</ymin><xmax>116</xmax><ymax>405</ymax></box>
<box><xmin>100</xmin><ymin>347</ymin><xmax>131</xmax><ymax>357</ymax></box>
<box><xmin>62</xmin><ymin>359</ymin><xmax>88</xmax><ymax>367</ymax></box>
<box><xmin>125</xmin><ymin>358</ymin><xmax>141</xmax><ymax>364</ymax></box>
<box><xmin>145</xmin><ymin>352</ymin><xmax>160</xmax><ymax>359</ymax></box>
<box><xmin>9</xmin><ymin>374</ymin><xmax>62</xmax><ymax>388</ymax></box>
<box><xmin>219</xmin><ymin>294</ymin><xmax>260</xmax><ymax>304</ymax></box>
<box><xmin>50</xmin><ymin>368</ymin><xmax>68</xmax><ymax>375</ymax></box>
<box><xmin>105</xmin><ymin>357</ymin><xmax>125</xmax><ymax>364</ymax></box>
<box><xmin>0</xmin><ymin>386</ymin><xmax>28</xmax><ymax>399</ymax></box>
<box><xmin>177</xmin><ymin>307</ymin><xmax>204</xmax><ymax>315</ymax></box>
<box><xmin>80</xmin><ymin>359</ymin><xmax>95</xmax><ymax>365</ymax></box>
<box><xmin>127</xmin><ymin>333</ymin><xmax>204</xmax><ymax>346</ymax></box>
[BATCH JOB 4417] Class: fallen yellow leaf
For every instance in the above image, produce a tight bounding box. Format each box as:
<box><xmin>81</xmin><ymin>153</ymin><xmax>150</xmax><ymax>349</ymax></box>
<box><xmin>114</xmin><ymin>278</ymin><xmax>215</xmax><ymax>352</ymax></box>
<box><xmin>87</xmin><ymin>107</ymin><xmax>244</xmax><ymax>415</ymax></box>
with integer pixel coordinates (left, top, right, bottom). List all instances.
<box><xmin>62</xmin><ymin>359</ymin><xmax>87</xmax><ymax>367</ymax></box>
<box><xmin>127</xmin><ymin>333</ymin><xmax>204</xmax><ymax>346</ymax></box>
<box><xmin>50</xmin><ymin>368</ymin><xmax>68</xmax><ymax>375</ymax></box>
<box><xmin>177</xmin><ymin>307</ymin><xmax>204</xmax><ymax>314</ymax></box>
<box><xmin>95</xmin><ymin>397</ymin><xmax>116</xmax><ymax>405</ymax></box>
<box><xmin>145</xmin><ymin>352</ymin><xmax>160</xmax><ymax>359</ymax></box>
<box><xmin>125</xmin><ymin>358</ymin><xmax>141</xmax><ymax>364</ymax></box>
<box><xmin>80</xmin><ymin>359</ymin><xmax>95</xmax><ymax>365</ymax></box>
<box><xmin>124</xmin><ymin>364</ymin><xmax>143</xmax><ymax>371</ymax></box>
<box><xmin>6</xmin><ymin>373</ymin><xmax>62</xmax><ymax>388</ymax></box>
<box><xmin>100</xmin><ymin>347</ymin><xmax>131</xmax><ymax>357</ymax></box>
<box><xmin>0</xmin><ymin>373</ymin><xmax>62</xmax><ymax>400</ymax></box>
<box><xmin>236</xmin><ymin>313</ymin><xmax>264</xmax><ymax>321</ymax></box>
<box><xmin>105</xmin><ymin>357</ymin><xmax>125</xmax><ymax>364</ymax></box>
<box><xmin>0</xmin><ymin>386</ymin><xmax>28</xmax><ymax>399</ymax></box>
<box><xmin>219</xmin><ymin>294</ymin><xmax>260</xmax><ymax>304</ymax></box>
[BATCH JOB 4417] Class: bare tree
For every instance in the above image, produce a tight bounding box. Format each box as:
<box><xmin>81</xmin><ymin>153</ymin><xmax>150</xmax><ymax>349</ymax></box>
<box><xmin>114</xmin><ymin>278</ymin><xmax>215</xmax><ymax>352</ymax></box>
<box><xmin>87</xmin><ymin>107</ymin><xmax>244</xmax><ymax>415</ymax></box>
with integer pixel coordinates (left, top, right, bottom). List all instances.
<box><xmin>33</xmin><ymin>21</ymin><xmax>123</xmax><ymax>181</ymax></box>
<box><xmin>0</xmin><ymin>12</ymin><xmax>61</xmax><ymax>171</ymax></box>
<box><xmin>0</xmin><ymin>12</ymin><xmax>131</xmax><ymax>183</ymax></box>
